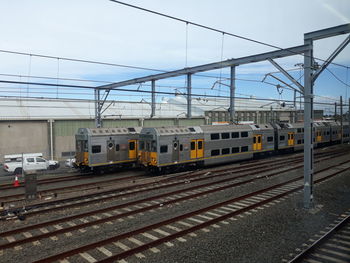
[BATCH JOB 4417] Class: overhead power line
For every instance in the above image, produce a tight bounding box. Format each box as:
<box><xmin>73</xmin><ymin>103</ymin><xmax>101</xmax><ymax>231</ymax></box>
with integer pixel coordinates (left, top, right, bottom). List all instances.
<box><xmin>109</xmin><ymin>0</ymin><xmax>350</xmax><ymax>69</ymax></box>
<box><xmin>0</xmin><ymin>80</ymin><xmax>346</xmax><ymax>106</ymax></box>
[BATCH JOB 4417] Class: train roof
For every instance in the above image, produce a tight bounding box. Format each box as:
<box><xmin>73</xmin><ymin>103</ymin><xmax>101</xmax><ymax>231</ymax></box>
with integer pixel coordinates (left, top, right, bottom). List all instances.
<box><xmin>141</xmin><ymin>126</ymin><xmax>203</xmax><ymax>136</ymax></box>
<box><xmin>77</xmin><ymin>127</ymin><xmax>142</xmax><ymax>136</ymax></box>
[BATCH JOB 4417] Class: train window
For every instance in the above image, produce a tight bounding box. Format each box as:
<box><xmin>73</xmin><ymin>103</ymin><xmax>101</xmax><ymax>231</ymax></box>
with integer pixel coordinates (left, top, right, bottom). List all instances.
<box><xmin>211</xmin><ymin>149</ymin><xmax>220</xmax><ymax>156</ymax></box>
<box><xmin>128</xmin><ymin>128</ymin><xmax>136</xmax><ymax>132</ymax></box>
<box><xmin>327</xmin><ymin>131</ymin><xmax>330</xmax><ymax>135</ymax></box>
<box><xmin>258</xmin><ymin>136</ymin><xmax>261</xmax><ymax>143</ymax></box>
<box><xmin>129</xmin><ymin>142</ymin><xmax>135</xmax><ymax>150</ymax></box>
<box><xmin>255</xmin><ymin>125</ymin><xmax>260</xmax><ymax>128</ymax></box>
<box><xmin>297</xmin><ymin>140</ymin><xmax>302</xmax><ymax>144</ymax></box>
<box><xmin>241</xmin><ymin>146</ymin><xmax>248</xmax><ymax>152</ymax></box>
<box><xmin>302</xmin><ymin>128</ymin><xmax>304</xmax><ymax>132</ymax></box>
<box><xmin>297</xmin><ymin>128</ymin><xmax>301</xmax><ymax>133</ymax></box>
<box><xmin>231</xmin><ymin>132</ymin><xmax>239</xmax><ymax>138</ymax></box>
<box><xmin>221</xmin><ymin>132</ymin><xmax>230</xmax><ymax>139</ymax></box>
<box><xmin>267</xmin><ymin>136</ymin><xmax>273</xmax><ymax>142</ymax></box>
<box><xmin>92</xmin><ymin>145</ymin><xmax>101</xmax><ymax>153</ymax></box>
<box><xmin>198</xmin><ymin>141</ymin><xmax>203</xmax><ymax>150</ymax></box>
<box><xmin>173</xmin><ymin>142</ymin><xmax>178</xmax><ymax>149</ymax></box>
<box><xmin>139</xmin><ymin>141</ymin><xmax>144</xmax><ymax>150</ymax></box>
<box><xmin>222</xmin><ymin>148</ymin><xmax>230</xmax><ymax>155</ymax></box>
<box><xmin>151</xmin><ymin>141</ymin><xmax>157</xmax><ymax>151</ymax></box>
<box><xmin>241</xmin><ymin>132</ymin><xmax>248</xmax><ymax>137</ymax></box>
<box><xmin>160</xmin><ymin>145</ymin><xmax>168</xmax><ymax>153</ymax></box>
<box><xmin>189</xmin><ymin>127</ymin><xmax>196</xmax><ymax>132</ymax></box>
<box><xmin>232</xmin><ymin>147</ymin><xmax>240</xmax><ymax>153</ymax></box>
<box><xmin>211</xmin><ymin>133</ymin><xmax>220</xmax><ymax>140</ymax></box>
<box><xmin>108</xmin><ymin>142</ymin><xmax>114</xmax><ymax>149</ymax></box>
<box><xmin>114</xmin><ymin>144</ymin><xmax>119</xmax><ymax>151</ymax></box>
<box><xmin>180</xmin><ymin>144</ymin><xmax>183</xmax><ymax>151</ymax></box>
<box><xmin>191</xmin><ymin>141</ymin><xmax>196</xmax><ymax>150</ymax></box>
<box><xmin>280</xmin><ymin>135</ymin><xmax>285</xmax><ymax>141</ymax></box>
<box><xmin>253</xmin><ymin>137</ymin><xmax>256</xmax><ymax>143</ymax></box>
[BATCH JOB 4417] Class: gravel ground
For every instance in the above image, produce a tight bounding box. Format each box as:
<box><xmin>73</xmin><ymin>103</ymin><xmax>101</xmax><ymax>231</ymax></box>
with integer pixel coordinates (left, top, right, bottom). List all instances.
<box><xmin>134</xmin><ymin>156</ymin><xmax>350</xmax><ymax>263</ymax></box>
<box><xmin>0</xmin><ymin>145</ymin><xmax>348</xmax><ymax>262</ymax></box>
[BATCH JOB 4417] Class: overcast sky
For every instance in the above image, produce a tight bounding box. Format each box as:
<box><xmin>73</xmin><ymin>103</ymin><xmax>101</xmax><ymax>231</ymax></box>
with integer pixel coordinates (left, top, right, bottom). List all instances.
<box><xmin>0</xmin><ymin>0</ymin><xmax>349</xmax><ymax>109</ymax></box>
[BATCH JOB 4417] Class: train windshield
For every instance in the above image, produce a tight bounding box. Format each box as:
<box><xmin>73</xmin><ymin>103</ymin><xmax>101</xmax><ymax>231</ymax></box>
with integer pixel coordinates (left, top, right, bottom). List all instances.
<box><xmin>140</xmin><ymin>140</ymin><xmax>156</xmax><ymax>152</ymax></box>
<box><xmin>76</xmin><ymin>140</ymin><xmax>88</xmax><ymax>152</ymax></box>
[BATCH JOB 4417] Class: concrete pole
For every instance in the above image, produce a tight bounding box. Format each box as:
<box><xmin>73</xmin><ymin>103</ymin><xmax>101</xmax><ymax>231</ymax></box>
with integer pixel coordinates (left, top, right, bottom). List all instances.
<box><xmin>334</xmin><ymin>102</ymin><xmax>337</xmax><ymax>121</ymax></box>
<box><xmin>230</xmin><ymin>66</ymin><xmax>236</xmax><ymax>124</ymax></box>
<box><xmin>340</xmin><ymin>96</ymin><xmax>343</xmax><ymax>143</ymax></box>
<box><xmin>303</xmin><ymin>38</ymin><xmax>314</xmax><ymax>209</ymax></box>
<box><xmin>187</xmin><ymin>73</ymin><xmax>192</xmax><ymax>119</ymax></box>
<box><xmin>349</xmin><ymin>98</ymin><xmax>350</xmax><ymax>122</ymax></box>
<box><xmin>151</xmin><ymin>80</ymin><xmax>156</xmax><ymax>118</ymax></box>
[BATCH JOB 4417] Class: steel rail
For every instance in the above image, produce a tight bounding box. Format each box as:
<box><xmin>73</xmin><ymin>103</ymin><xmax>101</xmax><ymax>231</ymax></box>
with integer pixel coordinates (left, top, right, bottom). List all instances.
<box><xmin>0</xmin><ymin>149</ymin><xmax>345</xmax><ymax>218</ymax></box>
<box><xmin>33</xmin><ymin>162</ymin><xmax>349</xmax><ymax>263</ymax></box>
<box><xmin>289</xmin><ymin>213</ymin><xmax>350</xmax><ymax>262</ymax></box>
<box><xmin>0</xmin><ymin>154</ymin><xmax>347</xmax><ymax>251</ymax></box>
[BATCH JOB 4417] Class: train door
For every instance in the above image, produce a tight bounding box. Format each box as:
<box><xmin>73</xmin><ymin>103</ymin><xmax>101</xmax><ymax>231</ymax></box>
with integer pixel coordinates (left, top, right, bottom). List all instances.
<box><xmin>128</xmin><ymin>140</ymin><xmax>137</xmax><ymax>159</ymax></box>
<box><xmin>107</xmin><ymin>139</ymin><xmax>115</xmax><ymax>161</ymax></box>
<box><xmin>288</xmin><ymin>133</ymin><xmax>295</xmax><ymax>146</ymax></box>
<box><xmin>316</xmin><ymin>131</ymin><xmax>322</xmax><ymax>142</ymax></box>
<box><xmin>253</xmin><ymin>135</ymin><xmax>262</xmax><ymax>150</ymax></box>
<box><xmin>190</xmin><ymin>139</ymin><xmax>204</xmax><ymax>159</ymax></box>
<box><xmin>190</xmin><ymin>140</ymin><xmax>197</xmax><ymax>159</ymax></box>
<box><xmin>197</xmin><ymin>139</ymin><xmax>204</xmax><ymax>158</ymax></box>
<box><xmin>172</xmin><ymin>140</ymin><xmax>180</xmax><ymax>162</ymax></box>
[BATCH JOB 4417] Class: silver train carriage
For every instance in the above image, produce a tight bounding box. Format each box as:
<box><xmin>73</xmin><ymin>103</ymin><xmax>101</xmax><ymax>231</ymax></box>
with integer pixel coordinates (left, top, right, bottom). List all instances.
<box><xmin>138</xmin><ymin>121</ymin><xmax>345</xmax><ymax>173</ymax></box>
<box><xmin>138</xmin><ymin>124</ymin><xmax>276</xmax><ymax>173</ymax></box>
<box><xmin>75</xmin><ymin>127</ymin><xmax>141</xmax><ymax>173</ymax></box>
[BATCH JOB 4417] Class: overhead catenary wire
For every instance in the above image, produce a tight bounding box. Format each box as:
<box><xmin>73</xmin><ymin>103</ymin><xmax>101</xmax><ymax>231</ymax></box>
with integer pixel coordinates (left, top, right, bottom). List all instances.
<box><xmin>109</xmin><ymin>0</ymin><xmax>350</xmax><ymax>69</ymax></box>
<box><xmin>0</xmin><ymin>80</ymin><xmax>346</xmax><ymax>107</ymax></box>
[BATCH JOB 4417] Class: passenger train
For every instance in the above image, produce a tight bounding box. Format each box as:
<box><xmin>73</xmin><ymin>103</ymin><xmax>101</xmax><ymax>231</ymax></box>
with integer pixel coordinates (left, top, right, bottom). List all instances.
<box><xmin>74</xmin><ymin>121</ymin><xmax>349</xmax><ymax>174</ymax></box>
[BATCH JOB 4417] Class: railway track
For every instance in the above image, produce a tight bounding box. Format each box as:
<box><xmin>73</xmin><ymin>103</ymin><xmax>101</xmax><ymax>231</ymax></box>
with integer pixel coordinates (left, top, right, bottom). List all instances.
<box><xmin>0</xmin><ymin>151</ymin><xmax>348</xmax><ymax>262</ymax></box>
<box><xmin>17</xmin><ymin>158</ymin><xmax>349</xmax><ymax>262</ymax></box>
<box><xmin>0</xmin><ymin>148</ymin><xmax>345</xmax><ymax>219</ymax></box>
<box><xmin>287</xmin><ymin>212</ymin><xmax>350</xmax><ymax>263</ymax></box>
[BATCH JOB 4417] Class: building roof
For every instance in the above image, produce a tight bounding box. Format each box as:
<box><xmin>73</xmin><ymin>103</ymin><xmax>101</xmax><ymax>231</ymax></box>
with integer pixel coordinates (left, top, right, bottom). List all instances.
<box><xmin>0</xmin><ymin>95</ymin><xmax>296</xmax><ymax>120</ymax></box>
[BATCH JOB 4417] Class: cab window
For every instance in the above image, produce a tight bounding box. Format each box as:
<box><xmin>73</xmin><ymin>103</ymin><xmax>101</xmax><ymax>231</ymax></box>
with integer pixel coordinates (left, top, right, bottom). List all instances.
<box><xmin>36</xmin><ymin>157</ymin><xmax>46</xmax><ymax>163</ymax></box>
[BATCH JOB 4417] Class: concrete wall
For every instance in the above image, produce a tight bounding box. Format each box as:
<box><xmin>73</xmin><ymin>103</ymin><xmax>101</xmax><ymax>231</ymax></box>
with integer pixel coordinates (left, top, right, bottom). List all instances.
<box><xmin>0</xmin><ymin>121</ymin><xmax>49</xmax><ymax>161</ymax></box>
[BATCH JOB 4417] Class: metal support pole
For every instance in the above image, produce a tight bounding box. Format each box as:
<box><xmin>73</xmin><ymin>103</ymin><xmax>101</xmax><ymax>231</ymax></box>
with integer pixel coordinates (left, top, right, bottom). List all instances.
<box><xmin>294</xmin><ymin>89</ymin><xmax>297</xmax><ymax>122</ymax></box>
<box><xmin>340</xmin><ymin>96</ymin><xmax>343</xmax><ymax>143</ymax></box>
<box><xmin>151</xmin><ymin>80</ymin><xmax>156</xmax><ymax>118</ymax></box>
<box><xmin>303</xmin><ymin>39</ymin><xmax>314</xmax><ymax>209</ymax></box>
<box><xmin>349</xmin><ymin>98</ymin><xmax>350</xmax><ymax>122</ymax></box>
<box><xmin>187</xmin><ymin>73</ymin><xmax>192</xmax><ymax>119</ymax></box>
<box><xmin>230</xmin><ymin>66</ymin><xmax>236</xmax><ymax>124</ymax></box>
<box><xmin>49</xmin><ymin>119</ymin><xmax>54</xmax><ymax>160</ymax></box>
<box><xmin>94</xmin><ymin>89</ymin><xmax>102</xmax><ymax>128</ymax></box>
<box><xmin>335</xmin><ymin>102</ymin><xmax>337</xmax><ymax>121</ymax></box>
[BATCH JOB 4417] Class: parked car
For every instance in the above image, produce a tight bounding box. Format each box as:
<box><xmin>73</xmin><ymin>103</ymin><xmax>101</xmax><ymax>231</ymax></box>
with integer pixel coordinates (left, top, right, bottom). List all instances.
<box><xmin>3</xmin><ymin>156</ymin><xmax>59</xmax><ymax>175</ymax></box>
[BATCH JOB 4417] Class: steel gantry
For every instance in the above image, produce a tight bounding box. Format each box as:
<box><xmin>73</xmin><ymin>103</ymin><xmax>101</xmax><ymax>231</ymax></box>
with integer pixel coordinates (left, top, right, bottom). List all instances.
<box><xmin>94</xmin><ymin>24</ymin><xmax>350</xmax><ymax>208</ymax></box>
